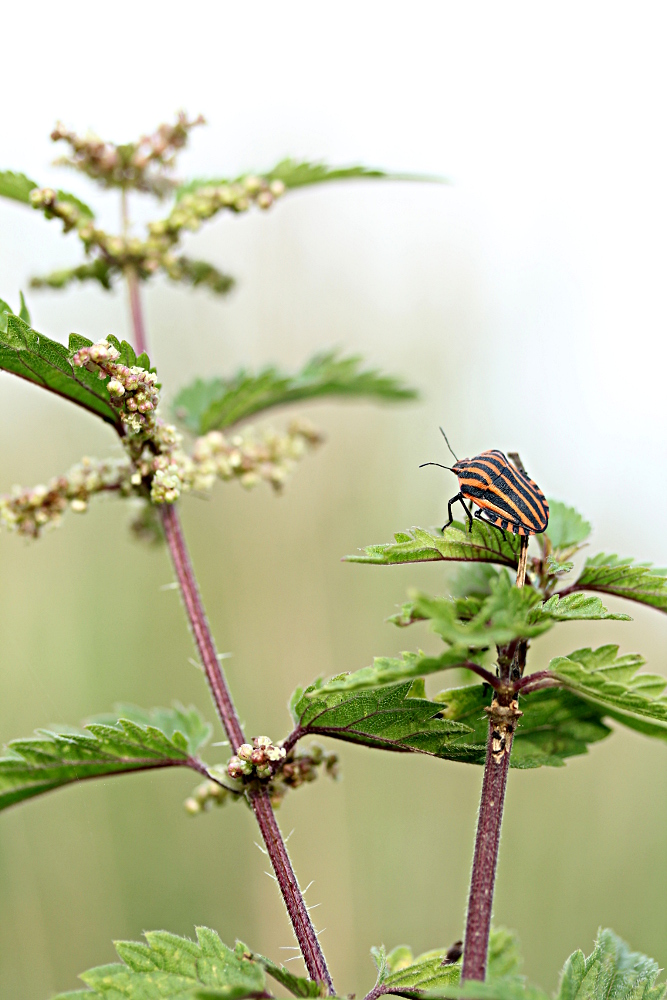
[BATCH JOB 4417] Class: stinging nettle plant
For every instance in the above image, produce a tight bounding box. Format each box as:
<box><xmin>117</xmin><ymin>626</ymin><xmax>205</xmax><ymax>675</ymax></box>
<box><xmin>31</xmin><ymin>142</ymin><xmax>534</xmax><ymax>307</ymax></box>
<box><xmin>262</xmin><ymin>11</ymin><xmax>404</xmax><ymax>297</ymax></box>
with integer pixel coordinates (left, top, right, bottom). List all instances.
<box><xmin>0</xmin><ymin>113</ymin><xmax>666</xmax><ymax>1000</ymax></box>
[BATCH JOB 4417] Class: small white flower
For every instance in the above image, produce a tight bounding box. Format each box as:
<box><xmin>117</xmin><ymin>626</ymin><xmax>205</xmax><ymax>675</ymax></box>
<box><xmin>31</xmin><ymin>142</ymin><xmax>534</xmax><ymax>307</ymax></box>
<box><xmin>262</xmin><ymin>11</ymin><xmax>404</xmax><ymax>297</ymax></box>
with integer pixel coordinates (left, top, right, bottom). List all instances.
<box><xmin>107</xmin><ymin>378</ymin><xmax>125</xmax><ymax>397</ymax></box>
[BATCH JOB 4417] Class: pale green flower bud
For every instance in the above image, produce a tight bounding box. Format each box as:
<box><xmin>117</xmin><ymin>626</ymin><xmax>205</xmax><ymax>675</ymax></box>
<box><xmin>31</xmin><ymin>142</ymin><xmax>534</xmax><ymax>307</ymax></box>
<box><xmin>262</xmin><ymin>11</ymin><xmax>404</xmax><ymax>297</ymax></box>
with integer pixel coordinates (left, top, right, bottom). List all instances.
<box><xmin>107</xmin><ymin>378</ymin><xmax>125</xmax><ymax>397</ymax></box>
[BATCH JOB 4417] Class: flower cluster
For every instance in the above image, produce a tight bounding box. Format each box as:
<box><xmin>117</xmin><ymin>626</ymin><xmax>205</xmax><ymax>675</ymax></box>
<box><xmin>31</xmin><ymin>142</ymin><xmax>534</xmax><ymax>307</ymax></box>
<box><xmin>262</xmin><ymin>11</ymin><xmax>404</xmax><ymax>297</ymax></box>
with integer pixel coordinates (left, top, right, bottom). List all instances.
<box><xmin>184</xmin><ymin>766</ymin><xmax>238</xmax><ymax>815</ymax></box>
<box><xmin>29</xmin><ymin>182</ymin><xmax>284</xmax><ymax>292</ymax></box>
<box><xmin>70</xmin><ymin>340</ymin><xmax>159</xmax><ymax>435</ymax></box>
<box><xmin>51</xmin><ymin>112</ymin><xmax>205</xmax><ymax>195</ymax></box>
<box><xmin>267</xmin><ymin>744</ymin><xmax>339</xmax><ymax>807</ymax></box>
<box><xmin>29</xmin><ymin>188</ymin><xmax>88</xmax><ymax>233</ymax></box>
<box><xmin>0</xmin><ymin>420</ymin><xmax>323</xmax><ymax>536</ymax></box>
<box><xmin>119</xmin><ymin>417</ymin><xmax>324</xmax><ymax>505</ymax></box>
<box><xmin>278</xmin><ymin>743</ymin><xmax>339</xmax><ymax>790</ymax></box>
<box><xmin>0</xmin><ymin>457</ymin><xmax>133</xmax><ymax>538</ymax></box>
<box><xmin>1</xmin><ymin>340</ymin><xmax>324</xmax><ymax>533</ymax></box>
<box><xmin>228</xmin><ymin>736</ymin><xmax>287</xmax><ymax>780</ymax></box>
<box><xmin>28</xmin><ymin>116</ymin><xmax>288</xmax><ymax>294</ymax></box>
<box><xmin>148</xmin><ymin>175</ymin><xmax>286</xmax><ymax>248</ymax></box>
<box><xmin>185</xmin><ymin>743</ymin><xmax>339</xmax><ymax>815</ymax></box>
<box><xmin>190</xmin><ymin>421</ymin><xmax>324</xmax><ymax>494</ymax></box>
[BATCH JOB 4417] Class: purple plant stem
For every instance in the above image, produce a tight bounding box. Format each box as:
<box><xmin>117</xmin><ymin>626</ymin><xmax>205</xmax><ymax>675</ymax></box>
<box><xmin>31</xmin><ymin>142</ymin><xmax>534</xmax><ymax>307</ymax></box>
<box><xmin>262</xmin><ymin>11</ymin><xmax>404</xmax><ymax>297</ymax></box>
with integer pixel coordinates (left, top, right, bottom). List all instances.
<box><xmin>461</xmin><ymin>530</ymin><xmax>529</xmax><ymax>982</ymax></box>
<box><xmin>518</xmin><ymin>678</ymin><xmax>561</xmax><ymax>695</ymax></box>
<box><xmin>126</xmin><ymin>268</ymin><xmax>149</xmax><ymax>358</ymax></box>
<box><xmin>160</xmin><ymin>503</ymin><xmax>245</xmax><ymax>748</ymax></box>
<box><xmin>251</xmin><ymin>789</ymin><xmax>334</xmax><ymax>992</ymax></box>
<box><xmin>460</xmin><ymin>718</ymin><xmax>514</xmax><ymax>980</ymax></box>
<box><xmin>515</xmin><ymin>669</ymin><xmax>559</xmax><ymax>693</ymax></box>
<box><xmin>160</xmin><ymin>503</ymin><xmax>334</xmax><ymax>991</ymax></box>
<box><xmin>462</xmin><ymin>662</ymin><xmax>504</xmax><ymax>690</ymax></box>
<box><xmin>122</xmin><ymin>265</ymin><xmax>333</xmax><ymax>991</ymax></box>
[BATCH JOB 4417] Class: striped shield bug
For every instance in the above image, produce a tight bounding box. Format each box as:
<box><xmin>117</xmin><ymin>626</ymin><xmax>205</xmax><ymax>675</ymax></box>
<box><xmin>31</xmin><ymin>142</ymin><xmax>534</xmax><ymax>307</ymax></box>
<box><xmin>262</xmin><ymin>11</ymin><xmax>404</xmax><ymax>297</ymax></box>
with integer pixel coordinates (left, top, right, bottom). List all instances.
<box><xmin>421</xmin><ymin>430</ymin><xmax>549</xmax><ymax>536</ymax></box>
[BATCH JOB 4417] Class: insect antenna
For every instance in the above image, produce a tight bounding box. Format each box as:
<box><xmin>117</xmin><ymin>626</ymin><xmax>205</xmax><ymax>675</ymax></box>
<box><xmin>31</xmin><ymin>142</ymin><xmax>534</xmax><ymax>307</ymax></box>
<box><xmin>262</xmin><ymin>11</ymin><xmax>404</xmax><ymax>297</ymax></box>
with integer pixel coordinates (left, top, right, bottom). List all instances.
<box><xmin>419</xmin><ymin>462</ymin><xmax>454</xmax><ymax>471</ymax></box>
<box><xmin>439</xmin><ymin>427</ymin><xmax>459</xmax><ymax>462</ymax></box>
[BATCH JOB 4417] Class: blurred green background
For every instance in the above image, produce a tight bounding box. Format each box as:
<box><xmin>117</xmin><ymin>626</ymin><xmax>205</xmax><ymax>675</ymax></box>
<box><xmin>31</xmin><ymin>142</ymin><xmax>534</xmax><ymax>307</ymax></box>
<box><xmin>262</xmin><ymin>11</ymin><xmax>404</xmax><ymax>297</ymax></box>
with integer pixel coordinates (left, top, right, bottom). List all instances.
<box><xmin>1</xmin><ymin>3</ymin><xmax>667</xmax><ymax>997</ymax></box>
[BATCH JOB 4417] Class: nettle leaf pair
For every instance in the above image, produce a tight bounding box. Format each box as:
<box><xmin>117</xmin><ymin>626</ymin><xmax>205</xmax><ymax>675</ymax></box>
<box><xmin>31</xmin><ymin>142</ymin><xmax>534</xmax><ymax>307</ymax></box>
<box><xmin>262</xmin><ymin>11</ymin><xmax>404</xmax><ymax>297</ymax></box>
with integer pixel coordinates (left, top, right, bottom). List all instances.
<box><xmin>327</xmin><ymin>504</ymin><xmax>667</xmax><ymax>766</ymax></box>
<box><xmin>0</xmin><ymin>293</ymin><xmax>416</xmax><ymax>537</ymax></box>
<box><xmin>0</xmin><ymin>298</ymin><xmax>411</xmax><ymax>437</ymax></box>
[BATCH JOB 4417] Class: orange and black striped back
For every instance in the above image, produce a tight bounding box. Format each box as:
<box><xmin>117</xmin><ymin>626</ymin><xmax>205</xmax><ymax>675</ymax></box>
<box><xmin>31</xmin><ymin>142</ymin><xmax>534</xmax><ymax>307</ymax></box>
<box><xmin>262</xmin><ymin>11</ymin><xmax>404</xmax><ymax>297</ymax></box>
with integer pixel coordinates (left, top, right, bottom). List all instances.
<box><xmin>452</xmin><ymin>449</ymin><xmax>549</xmax><ymax>535</ymax></box>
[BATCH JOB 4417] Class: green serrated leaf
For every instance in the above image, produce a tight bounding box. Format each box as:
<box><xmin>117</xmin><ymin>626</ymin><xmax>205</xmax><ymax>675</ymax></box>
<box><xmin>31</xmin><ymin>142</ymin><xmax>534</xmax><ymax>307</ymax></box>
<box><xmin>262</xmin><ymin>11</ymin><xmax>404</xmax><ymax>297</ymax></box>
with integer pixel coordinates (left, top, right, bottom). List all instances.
<box><xmin>315</xmin><ymin>647</ymin><xmax>481</xmax><ymax>696</ymax></box>
<box><xmin>345</xmin><ymin>522</ymin><xmax>521</xmax><ymax>569</ymax></box>
<box><xmin>31</xmin><ymin>259</ymin><xmax>114</xmax><ymax>291</ymax></box>
<box><xmin>0</xmin><ymin>314</ymin><xmax>121</xmax><ymax>427</ymax></box>
<box><xmin>105</xmin><ymin>333</ymin><xmax>141</xmax><ymax>369</ymax></box>
<box><xmin>177</xmin><ymin>160</ymin><xmax>444</xmax><ymax>200</ymax></box>
<box><xmin>168</xmin><ymin>257</ymin><xmax>236</xmax><ymax>295</ymax></box>
<box><xmin>0</xmin><ymin>171</ymin><xmax>95</xmax><ymax>217</ymax></box>
<box><xmin>432</xmin><ymin>684</ymin><xmax>611</xmax><ymax>767</ymax></box>
<box><xmin>532</xmin><ymin>593</ymin><xmax>631</xmax><ymax>623</ymax></box>
<box><xmin>88</xmin><ymin>703</ymin><xmax>212</xmax><ymax>756</ymax></box>
<box><xmin>557</xmin><ymin>928</ymin><xmax>667</xmax><ymax>1000</ymax></box>
<box><xmin>54</xmin><ymin>188</ymin><xmax>95</xmax><ymax>219</ymax></box>
<box><xmin>53</xmin><ymin>928</ymin><xmax>267</xmax><ymax>1000</ymax></box>
<box><xmin>569</xmin><ymin>553</ymin><xmax>667</xmax><ymax>612</ymax></box>
<box><xmin>248</xmin><ymin>949</ymin><xmax>324</xmax><ymax>997</ymax></box>
<box><xmin>387</xmin><ymin>947</ymin><xmax>415</xmax><ymax>974</ymax></box>
<box><xmin>0</xmin><ymin>705</ymin><xmax>211</xmax><ymax>811</ymax></box>
<box><xmin>549</xmin><ymin>645</ymin><xmax>667</xmax><ymax>739</ymax></box>
<box><xmin>412</xmin><ymin>571</ymin><xmax>547</xmax><ymax>647</ymax></box>
<box><xmin>374</xmin><ymin>928</ymin><xmax>520</xmax><ymax>997</ymax></box>
<box><xmin>395</xmin><ymin>577</ymin><xmax>629</xmax><ymax>648</ymax></box>
<box><xmin>545</xmin><ymin>555</ymin><xmax>575</xmax><ymax>578</ymax></box>
<box><xmin>265</xmin><ymin>158</ymin><xmax>444</xmax><ymax>190</ymax></box>
<box><xmin>545</xmin><ymin>500</ymin><xmax>592</xmax><ymax>550</ymax></box>
<box><xmin>0</xmin><ymin>169</ymin><xmax>37</xmax><ymax>204</ymax></box>
<box><xmin>391</xmin><ymin>929</ymin><xmax>665</xmax><ymax>1000</ymax></box>
<box><xmin>372</xmin><ymin>945</ymin><xmax>389</xmax><ymax>980</ymax></box>
<box><xmin>291</xmin><ymin>680</ymin><xmax>472</xmax><ymax>756</ymax></box>
<box><xmin>173</xmin><ymin>351</ymin><xmax>417</xmax><ymax>434</ymax></box>
<box><xmin>387</xmin><ymin>600</ymin><xmax>433</xmax><ymax>628</ymax></box>
<box><xmin>450</xmin><ymin>563</ymin><xmax>501</xmax><ymax>598</ymax></box>
<box><xmin>443</xmin><ymin>979</ymin><xmax>549</xmax><ymax>1000</ymax></box>
<box><xmin>18</xmin><ymin>291</ymin><xmax>31</xmax><ymax>324</ymax></box>
<box><xmin>380</xmin><ymin>946</ymin><xmax>460</xmax><ymax>995</ymax></box>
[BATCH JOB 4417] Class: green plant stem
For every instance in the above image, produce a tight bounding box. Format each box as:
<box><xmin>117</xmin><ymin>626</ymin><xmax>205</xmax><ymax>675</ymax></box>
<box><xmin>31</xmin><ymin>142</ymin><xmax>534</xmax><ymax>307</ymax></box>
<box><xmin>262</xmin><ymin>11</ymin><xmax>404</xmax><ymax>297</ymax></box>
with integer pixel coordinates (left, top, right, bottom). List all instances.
<box><xmin>461</xmin><ymin>531</ymin><xmax>529</xmax><ymax>982</ymax></box>
<box><xmin>122</xmin><ymin>270</ymin><xmax>333</xmax><ymax>992</ymax></box>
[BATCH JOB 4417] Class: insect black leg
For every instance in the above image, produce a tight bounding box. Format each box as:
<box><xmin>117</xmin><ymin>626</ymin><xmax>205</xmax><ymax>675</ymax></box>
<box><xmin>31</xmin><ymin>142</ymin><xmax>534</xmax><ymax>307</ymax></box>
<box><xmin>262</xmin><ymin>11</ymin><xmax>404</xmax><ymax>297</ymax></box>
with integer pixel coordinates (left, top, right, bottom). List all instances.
<box><xmin>442</xmin><ymin>493</ymin><xmax>473</xmax><ymax>533</ymax></box>
<box><xmin>474</xmin><ymin>508</ymin><xmax>508</xmax><ymax>538</ymax></box>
